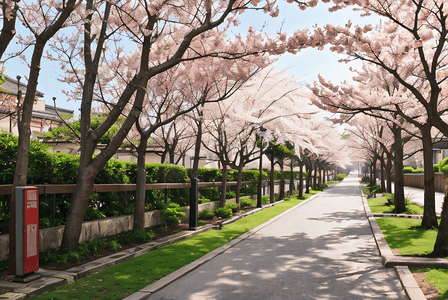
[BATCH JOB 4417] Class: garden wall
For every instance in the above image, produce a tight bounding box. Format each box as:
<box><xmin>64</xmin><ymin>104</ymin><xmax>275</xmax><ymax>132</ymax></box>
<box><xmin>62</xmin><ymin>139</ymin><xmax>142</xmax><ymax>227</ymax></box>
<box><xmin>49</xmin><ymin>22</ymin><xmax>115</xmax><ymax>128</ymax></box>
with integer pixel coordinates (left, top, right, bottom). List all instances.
<box><xmin>0</xmin><ymin>201</ymin><xmax>219</xmax><ymax>261</ymax></box>
<box><xmin>403</xmin><ymin>173</ymin><xmax>445</xmax><ymax>192</ymax></box>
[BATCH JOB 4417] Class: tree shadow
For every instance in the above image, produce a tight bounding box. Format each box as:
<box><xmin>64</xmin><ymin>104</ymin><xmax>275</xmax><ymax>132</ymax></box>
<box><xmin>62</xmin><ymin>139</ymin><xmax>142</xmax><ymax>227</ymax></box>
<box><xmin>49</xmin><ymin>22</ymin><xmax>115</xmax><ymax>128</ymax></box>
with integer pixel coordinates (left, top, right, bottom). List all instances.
<box><xmin>148</xmin><ymin>221</ymin><xmax>406</xmax><ymax>299</ymax></box>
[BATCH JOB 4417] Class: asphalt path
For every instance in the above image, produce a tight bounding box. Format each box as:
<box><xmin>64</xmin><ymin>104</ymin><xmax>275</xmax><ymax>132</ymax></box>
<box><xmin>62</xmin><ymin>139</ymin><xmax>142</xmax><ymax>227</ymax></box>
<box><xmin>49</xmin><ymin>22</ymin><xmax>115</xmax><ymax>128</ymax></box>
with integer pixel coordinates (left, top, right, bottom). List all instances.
<box><xmin>146</xmin><ymin>176</ymin><xmax>407</xmax><ymax>300</ymax></box>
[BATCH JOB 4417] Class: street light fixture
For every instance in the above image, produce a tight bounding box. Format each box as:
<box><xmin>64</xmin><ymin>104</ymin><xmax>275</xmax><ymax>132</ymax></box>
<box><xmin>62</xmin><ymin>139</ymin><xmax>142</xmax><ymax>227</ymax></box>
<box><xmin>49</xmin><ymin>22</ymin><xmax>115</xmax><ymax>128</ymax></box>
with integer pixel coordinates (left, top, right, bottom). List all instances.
<box><xmin>257</xmin><ymin>126</ymin><xmax>267</xmax><ymax>208</ymax></box>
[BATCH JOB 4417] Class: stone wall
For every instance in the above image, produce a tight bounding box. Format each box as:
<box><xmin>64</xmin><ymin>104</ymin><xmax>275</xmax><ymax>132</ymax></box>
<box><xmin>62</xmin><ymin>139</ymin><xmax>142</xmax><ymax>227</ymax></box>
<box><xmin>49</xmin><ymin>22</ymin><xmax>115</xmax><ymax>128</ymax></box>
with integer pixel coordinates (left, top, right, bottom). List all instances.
<box><xmin>0</xmin><ymin>201</ymin><xmax>219</xmax><ymax>261</ymax></box>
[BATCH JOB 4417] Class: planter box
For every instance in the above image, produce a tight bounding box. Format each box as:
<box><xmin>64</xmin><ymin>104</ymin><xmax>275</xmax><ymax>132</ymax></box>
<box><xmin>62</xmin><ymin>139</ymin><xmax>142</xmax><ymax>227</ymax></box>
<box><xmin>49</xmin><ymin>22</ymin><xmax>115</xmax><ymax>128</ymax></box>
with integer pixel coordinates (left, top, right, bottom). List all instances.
<box><xmin>0</xmin><ymin>201</ymin><xmax>219</xmax><ymax>261</ymax></box>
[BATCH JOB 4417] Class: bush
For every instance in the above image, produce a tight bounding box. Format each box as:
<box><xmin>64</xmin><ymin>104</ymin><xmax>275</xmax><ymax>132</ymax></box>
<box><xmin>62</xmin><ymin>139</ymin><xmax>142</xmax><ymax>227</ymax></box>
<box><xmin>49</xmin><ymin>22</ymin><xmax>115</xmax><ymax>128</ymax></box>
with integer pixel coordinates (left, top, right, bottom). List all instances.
<box><xmin>225</xmin><ymin>202</ymin><xmax>239</xmax><ymax>213</ymax></box>
<box><xmin>434</xmin><ymin>164</ymin><xmax>440</xmax><ymax>173</ymax></box>
<box><xmin>118</xmin><ymin>229</ymin><xmax>155</xmax><ymax>244</ymax></box>
<box><xmin>369</xmin><ymin>184</ymin><xmax>381</xmax><ymax>194</ymax></box>
<box><xmin>226</xmin><ymin>190</ymin><xmax>236</xmax><ymax>199</ymax></box>
<box><xmin>360</xmin><ymin>176</ymin><xmax>369</xmax><ymax>184</ymax></box>
<box><xmin>198</xmin><ymin>209</ymin><xmax>214</xmax><ymax>220</ymax></box>
<box><xmin>312</xmin><ymin>183</ymin><xmax>328</xmax><ymax>191</ymax></box>
<box><xmin>160</xmin><ymin>203</ymin><xmax>186</xmax><ymax>225</ymax></box>
<box><xmin>403</xmin><ymin>166</ymin><xmax>414</xmax><ymax>173</ymax></box>
<box><xmin>439</xmin><ymin>157</ymin><xmax>448</xmax><ymax>173</ymax></box>
<box><xmin>262</xmin><ymin>195</ymin><xmax>269</xmax><ymax>204</ymax></box>
<box><xmin>336</xmin><ymin>174</ymin><xmax>347</xmax><ymax>181</ymax></box>
<box><xmin>214</xmin><ymin>207</ymin><xmax>232</xmax><ymax>219</ymax></box>
<box><xmin>240</xmin><ymin>198</ymin><xmax>254</xmax><ymax>208</ymax></box>
<box><xmin>198</xmin><ymin>197</ymin><xmax>210</xmax><ymax>204</ymax></box>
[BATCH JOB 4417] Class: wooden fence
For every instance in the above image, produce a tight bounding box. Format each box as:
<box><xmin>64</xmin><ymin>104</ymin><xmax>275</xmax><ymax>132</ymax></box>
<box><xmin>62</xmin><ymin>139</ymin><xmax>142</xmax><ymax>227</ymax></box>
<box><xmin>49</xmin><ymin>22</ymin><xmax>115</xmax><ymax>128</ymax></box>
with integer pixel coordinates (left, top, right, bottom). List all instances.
<box><xmin>0</xmin><ymin>180</ymin><xmax>264</xmax><ymax>195</ymax></box>
<box><xmin>403</xmin><ymin>173</ymin><xmax>445</xmax><ymax>193</ymax></box>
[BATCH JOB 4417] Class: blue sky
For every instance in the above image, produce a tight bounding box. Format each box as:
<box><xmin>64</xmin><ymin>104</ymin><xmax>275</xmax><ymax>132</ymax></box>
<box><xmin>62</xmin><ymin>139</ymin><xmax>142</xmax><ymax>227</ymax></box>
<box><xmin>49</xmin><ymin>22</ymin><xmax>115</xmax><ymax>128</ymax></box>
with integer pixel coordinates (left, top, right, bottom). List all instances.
<box><xmin>3</xmin><ymin>1</ymin><xmax>381</xmax><ymax>118</ymax></box>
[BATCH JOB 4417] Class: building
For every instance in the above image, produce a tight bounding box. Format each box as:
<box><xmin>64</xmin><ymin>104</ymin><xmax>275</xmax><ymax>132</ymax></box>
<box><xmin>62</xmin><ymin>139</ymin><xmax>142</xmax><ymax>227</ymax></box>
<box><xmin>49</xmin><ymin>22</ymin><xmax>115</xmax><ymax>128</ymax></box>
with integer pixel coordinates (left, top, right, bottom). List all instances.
<box><xmin>0</xmin><ymin>74</ymin><xmax>74</xmax><ymax>138</ymax></box>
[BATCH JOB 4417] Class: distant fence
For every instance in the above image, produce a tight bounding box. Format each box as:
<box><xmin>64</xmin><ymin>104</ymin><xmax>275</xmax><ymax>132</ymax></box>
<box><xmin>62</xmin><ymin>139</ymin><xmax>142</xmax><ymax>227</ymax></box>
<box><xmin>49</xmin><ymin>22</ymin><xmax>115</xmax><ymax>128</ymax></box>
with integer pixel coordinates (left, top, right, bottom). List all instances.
<box><xmin>403</xmin><ymin>173</ymin><xmax>445</xmax><ymax>192</ymax></box>
<box><xmin>0</xmin><ymin>180</ymin><xmax>287</xmax><ymax>234</ymax></box>
<box><xmin>0</xmin><ymin>181</ymin><xmax>263</xmax><ymax>195</ymax></box>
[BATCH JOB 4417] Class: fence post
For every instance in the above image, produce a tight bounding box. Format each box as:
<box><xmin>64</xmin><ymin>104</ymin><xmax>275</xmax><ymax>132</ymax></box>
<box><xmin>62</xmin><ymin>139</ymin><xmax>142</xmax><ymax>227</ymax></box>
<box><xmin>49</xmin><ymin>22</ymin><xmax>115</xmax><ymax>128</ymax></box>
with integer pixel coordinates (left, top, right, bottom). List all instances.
<box><xmin>189</xmin><ymin>178</ymin><xmax>199</xmax><ymax>230</ymax></box>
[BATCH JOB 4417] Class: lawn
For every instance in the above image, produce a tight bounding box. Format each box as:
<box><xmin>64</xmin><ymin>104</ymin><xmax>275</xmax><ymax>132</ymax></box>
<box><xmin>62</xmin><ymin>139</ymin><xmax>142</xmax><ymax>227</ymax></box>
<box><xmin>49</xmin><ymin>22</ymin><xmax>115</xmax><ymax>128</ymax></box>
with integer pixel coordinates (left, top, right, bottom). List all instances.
<box><xmin>33</xmin><ymin>195</ymin><xmax>309</xmax><ymax>300</ymax></box>
<box><xmin>411</xmin><ymin>268</ymin><xmax>448</xmax><ymax>299</ymax></box>
<box><xmin>367</xmin><ymin>195</ymin><xmax>424</xmax><ymax>215</ymax></box>
<box><xmin>375</xmin><ymin>217</ymin><xmax>440</xmax><ymax>256</ymax></box>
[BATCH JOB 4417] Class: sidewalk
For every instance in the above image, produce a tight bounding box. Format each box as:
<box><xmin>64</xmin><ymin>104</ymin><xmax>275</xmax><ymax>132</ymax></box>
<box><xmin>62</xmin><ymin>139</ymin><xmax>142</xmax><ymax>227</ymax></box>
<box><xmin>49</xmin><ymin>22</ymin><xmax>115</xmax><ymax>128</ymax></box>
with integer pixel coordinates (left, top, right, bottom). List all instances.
<box><xmin>400</xmin><ymin>186</ymin><xmax>444</xmax><ymax>215</ymax></box>
<box><xmin>128</xmin><ymin>176</ymin><xmax>408</xmax><ymax>300</ymax></box>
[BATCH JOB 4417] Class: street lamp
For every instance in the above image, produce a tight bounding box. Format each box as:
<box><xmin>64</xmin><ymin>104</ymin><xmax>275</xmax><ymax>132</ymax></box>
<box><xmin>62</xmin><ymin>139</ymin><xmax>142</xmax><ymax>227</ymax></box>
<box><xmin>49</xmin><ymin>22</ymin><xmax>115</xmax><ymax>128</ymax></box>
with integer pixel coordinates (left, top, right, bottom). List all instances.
<box><xmin>257</xmin><ymin>126</ymin><xmax>267</xmax><ymax>208</ymax></box>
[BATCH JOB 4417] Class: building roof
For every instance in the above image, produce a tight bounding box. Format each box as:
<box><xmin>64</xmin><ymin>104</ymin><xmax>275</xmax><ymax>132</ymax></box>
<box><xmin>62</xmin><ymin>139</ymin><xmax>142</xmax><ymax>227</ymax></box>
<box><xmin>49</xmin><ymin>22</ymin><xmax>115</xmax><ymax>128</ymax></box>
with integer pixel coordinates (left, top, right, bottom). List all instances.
<box><xmin>0</xmin><ymin>74</ymin><xmax>44</xmax><ymax>98</ymax></box>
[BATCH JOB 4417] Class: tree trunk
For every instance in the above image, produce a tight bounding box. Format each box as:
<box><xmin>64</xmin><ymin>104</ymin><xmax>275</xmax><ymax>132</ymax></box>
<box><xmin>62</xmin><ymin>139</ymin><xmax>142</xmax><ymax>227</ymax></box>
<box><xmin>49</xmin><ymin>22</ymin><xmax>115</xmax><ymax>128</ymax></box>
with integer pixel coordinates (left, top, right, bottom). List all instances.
<box><xmin>9</xmin><ymin>40</ymin><xmax>46</xmax><ymax>273</ymax></box>
<box><xmin>299</xmin><ymin>162</ymin><xmax>304</xmax><ymax>198</ymax></box>
<box><xmin>235</xmin><ymin>164</ymin><xmax>244</xmax><ymax>208</ymax></box>
<box><xmin>60</xmin><ymin>166</ymin><xmax>96</xmax><ymax>250</ymax></box>
<box><xmin>289</xmin><ymin>159</ymin><xmax>294</xmax><ymax>196</ymax></box>
<box><xmin>270</xmin><ymin>152</ymin><xmax>275</xmax><ymax>203</ymax></box>
<box><xmin>379</xmin><ymin>152</ymin><xmax>386</xmax><ymax>193</ymax></box>
<box><xmin>279</xmin><ymin>162</ymin><xmax>285</xmax><ymax>200</ymax></box>
<box><xmin>386</xmin><ymin>153</ymin><xmax>393</xmax><ymax>193</ymax></box>
<box><xmin>219</xmin><ymin>163</ymin><xmax>227</xmax><ymax>208</ymax></box>
<box><xmin>421</xmin><ymin>125</ymin><xmax>438</xmax><ymax>229</ymax></box>
<box><xmin>392</xmin><ymin>125</ymin><xmax>406</xmax><ymax>213</ymax></box>
<box><xmin>306</xmin><ymin>162</ymin><xmax>311</xmax><ymax>194</ymax></box>
<box><xmin>371</xmin><ymin>157</ymin><xmax>377</xmax><ymax>186</ymax></box>
<box><xmin>191</xmin><ymin>118</ymin><xmax>203</xmax><ymax>180</ymax></box>
<box><xmin>313</xmin><ymin>161</ymin><xmax>317</xmax><ymax>188</ymax></box>
<box><xmin>433</xmin><ymin>173</ymin><xmax>448</xmax><ymax>256</ymax></box>
<box><xmin>133</xmin><ymin>133</ymin><xmax>148</xmax><ymax>231</ymax></box>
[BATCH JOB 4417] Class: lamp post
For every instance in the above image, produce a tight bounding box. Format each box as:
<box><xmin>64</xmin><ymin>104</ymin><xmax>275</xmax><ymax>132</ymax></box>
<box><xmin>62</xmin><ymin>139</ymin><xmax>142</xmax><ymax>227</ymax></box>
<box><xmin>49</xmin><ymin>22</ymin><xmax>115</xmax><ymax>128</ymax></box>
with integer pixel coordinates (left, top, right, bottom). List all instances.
<box><xmin>257</xmin><ymin>126</ymin><xmax>267</xmax><ymax>208</ymax></box>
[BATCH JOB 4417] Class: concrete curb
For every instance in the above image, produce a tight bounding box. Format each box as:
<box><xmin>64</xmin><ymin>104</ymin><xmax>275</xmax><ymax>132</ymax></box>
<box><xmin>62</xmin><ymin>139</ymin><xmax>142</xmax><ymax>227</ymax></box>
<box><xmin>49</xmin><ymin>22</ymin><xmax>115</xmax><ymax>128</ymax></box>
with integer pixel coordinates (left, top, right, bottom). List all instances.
<box><xmin>0</xmin><ymin>197</ymin><xmax>304</xmax><ymax>299</ymax></box>
<box><xmin>361</xmin><ymin>192</ymin><xmax>434</xmax><ymax>300</ymax></box>
<box><xmin>123</xmin><ymin>193</ymin><xmax>321</xmax><ymax>300</ymax></box>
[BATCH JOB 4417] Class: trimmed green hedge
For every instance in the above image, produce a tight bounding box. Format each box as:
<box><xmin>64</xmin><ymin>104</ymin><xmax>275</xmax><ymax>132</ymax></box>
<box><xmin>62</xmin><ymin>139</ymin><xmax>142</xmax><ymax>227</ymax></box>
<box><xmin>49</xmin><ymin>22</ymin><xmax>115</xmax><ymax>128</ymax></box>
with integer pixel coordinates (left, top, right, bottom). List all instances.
<box><xmin>1</xmin><ymin>133</ymin><xmax>300</xmax><ymax>233</ymax></box>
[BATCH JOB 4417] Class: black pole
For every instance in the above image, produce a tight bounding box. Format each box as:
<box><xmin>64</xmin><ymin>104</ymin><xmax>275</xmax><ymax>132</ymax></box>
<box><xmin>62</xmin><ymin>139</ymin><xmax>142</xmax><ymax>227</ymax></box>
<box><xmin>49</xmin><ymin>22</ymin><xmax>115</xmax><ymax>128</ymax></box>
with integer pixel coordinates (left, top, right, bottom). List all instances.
<box><xmin>189</xmin><ymin>178</ymin><xmax>199</xmax><ymax>230</ymax></box>
<box><xmin>257</xmin><ymin>140</ymin><xmax>263</xmax><ymax>208</ymax></box>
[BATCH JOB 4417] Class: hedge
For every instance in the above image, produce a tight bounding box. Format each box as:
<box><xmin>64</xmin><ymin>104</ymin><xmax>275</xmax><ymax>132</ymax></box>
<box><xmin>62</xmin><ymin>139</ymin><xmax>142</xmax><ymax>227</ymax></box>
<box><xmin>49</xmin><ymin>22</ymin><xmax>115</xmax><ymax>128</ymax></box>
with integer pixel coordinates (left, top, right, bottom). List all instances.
<box><xmin>1</xmin><ymin>133</ymin><xmax>292</xmax><ymax>233</ymax></box>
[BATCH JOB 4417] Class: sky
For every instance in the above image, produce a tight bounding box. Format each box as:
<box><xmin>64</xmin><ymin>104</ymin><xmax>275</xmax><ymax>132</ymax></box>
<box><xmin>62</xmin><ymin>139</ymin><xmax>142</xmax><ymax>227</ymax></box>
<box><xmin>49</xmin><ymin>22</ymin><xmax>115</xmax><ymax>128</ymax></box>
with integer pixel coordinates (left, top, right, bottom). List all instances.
<box><xmin>2</xmin><ymin>1</ymin><xmax>382</xmax><ymax>119</ymax></box>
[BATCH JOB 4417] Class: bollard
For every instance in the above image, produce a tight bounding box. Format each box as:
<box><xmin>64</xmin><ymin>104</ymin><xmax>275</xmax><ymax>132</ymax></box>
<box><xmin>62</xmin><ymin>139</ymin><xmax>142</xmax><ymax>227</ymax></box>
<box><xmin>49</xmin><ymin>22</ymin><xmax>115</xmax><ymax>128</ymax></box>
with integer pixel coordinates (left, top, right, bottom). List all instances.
<box><xmin>189</xmin><ymin>178</ymin><xmax>199</xmax><ymax>230</ymax></box>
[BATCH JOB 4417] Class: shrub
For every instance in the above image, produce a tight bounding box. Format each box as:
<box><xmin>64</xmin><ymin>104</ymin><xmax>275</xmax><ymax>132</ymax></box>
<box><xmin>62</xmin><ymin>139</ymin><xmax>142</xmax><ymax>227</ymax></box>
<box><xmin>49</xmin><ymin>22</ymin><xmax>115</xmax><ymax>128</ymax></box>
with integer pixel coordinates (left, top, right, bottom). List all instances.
<box><xmin>440</xmin><ymin>157</ymin><xmax>448</xmax><ymax>173</ymax></box>
<box><xmin>198</xmin><ymin>209</ymin><xmax>214</xmax><ymax>220</ymax></box>
<box><xmin>386</xmin><ymin>193</ymin><xmax>394</xmax><ymax>206</ymax></box>
<box><xmin>214</xmin><ymin>207</ymin><xmax>232</xmax><ymax>219</ymax></box>
<box><xmin>225</xmin><ymin>202</ymin><xmax>239</xmax><ymax>213</ymax></box>
<box><xmin>312</xmin><ymin>183</ymin><xmax>328</xmax><ymax>191</ymax></box>
<box><xmin>403</xmin><ymin>166</ymin><xmax>414</xmax><ymax>173</ymax></box>
<box><xmin>160</xmin><ymin>203</ymin><xmax>186</xmax><ymax>225</ymax></box>
<box><xmin>369</xmin><ymin>184</ymin><xmax>381</xmax><ymax>194</ymax></box>
<box><xmin>118</xmin><ymin>230</ymin><xmax>156</xmax><ymax>245</ymax></box>
<box><xmin>240</xmin><ymin>198</ymin><xmax>254</xmax><ymax>208</ymax></box>
<box><xmin>336</xmin><ymin>174</ymin><xmax>347</xmax><ymax>181</ymax></box>
<box><xmin>360</xmin><ymin>176</ymin><xmax>369</xmax><ymax>184</ymax></box>
<box><xmin>262</xmin><ymin>195</ymin><xmax>269</xmax><ymax>204</ymax></box>
<box><xmin>434</xmin><ymin>164</ymin><xmax>440</xmax><ymax>173</ymax></box>
<box><xmin>226</xmin><ymin>190</ymin><xmax>236</xmax><ymax>199</ymax></box>
<box><xmin>198</xmin><ymin>197</ymin><xmax>210</xmax><ymax>204</ymax></box>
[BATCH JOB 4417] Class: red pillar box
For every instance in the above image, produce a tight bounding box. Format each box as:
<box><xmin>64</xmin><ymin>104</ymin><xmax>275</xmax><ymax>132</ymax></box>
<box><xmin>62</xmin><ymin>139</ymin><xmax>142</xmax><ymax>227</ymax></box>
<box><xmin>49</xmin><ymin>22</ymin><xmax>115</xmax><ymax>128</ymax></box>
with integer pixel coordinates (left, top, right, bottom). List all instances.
<box><xmin>14</xmin><ymin>187</ymin><xmax>41</xmax><ymax>282</ymax></box>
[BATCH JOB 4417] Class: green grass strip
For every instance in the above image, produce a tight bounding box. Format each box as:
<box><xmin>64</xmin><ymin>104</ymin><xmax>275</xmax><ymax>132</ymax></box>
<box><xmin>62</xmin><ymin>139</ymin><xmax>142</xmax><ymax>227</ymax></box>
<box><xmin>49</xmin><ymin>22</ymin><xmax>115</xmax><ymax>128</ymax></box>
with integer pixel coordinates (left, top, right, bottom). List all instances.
<box><xmin>411</xmin><ymin>268</ymin><xmax>448</xmax><ymax>299</ymax></box>
<box><xmin>367</xmin><ymin>196</ymin><xmax>424</xmax><ymax>215</ymax></box>
<box><xmin>361</xmin><ymin>186</ymin><xmax>370</xmax><ymax>194</ymax></box>
<box><xmin>375</xmin><ymin>218</ymin><xmax>442</xmax><ymax>256</ymax></box>
<box><xmin>33</xmin><ymin>196</ymin><xmax>310</xmax><ymax>300</ymax></box>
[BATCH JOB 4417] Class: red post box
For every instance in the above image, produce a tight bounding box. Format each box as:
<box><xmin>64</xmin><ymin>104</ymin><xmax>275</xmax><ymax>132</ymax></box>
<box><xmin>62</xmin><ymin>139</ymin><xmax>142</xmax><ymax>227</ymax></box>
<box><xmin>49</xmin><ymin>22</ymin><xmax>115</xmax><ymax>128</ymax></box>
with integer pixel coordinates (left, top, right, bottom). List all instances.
<box><xmin>14</xmin><ymin>186</ymin><xmax>41</xmax><ymax>282</ymax></box>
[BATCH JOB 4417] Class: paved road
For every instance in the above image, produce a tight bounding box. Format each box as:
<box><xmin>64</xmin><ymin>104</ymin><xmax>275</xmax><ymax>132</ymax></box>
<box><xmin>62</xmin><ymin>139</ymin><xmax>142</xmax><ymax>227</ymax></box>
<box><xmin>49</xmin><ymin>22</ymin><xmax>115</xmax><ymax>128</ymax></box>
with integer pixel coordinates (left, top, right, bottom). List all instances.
<box><xmin>393</xmin><ymin>184</ymin><xmax>444</xmax><ymax>215</ymax></box>
<box><xmin>146</xmin><ymin>176</ymin><xmax>407</xmax><ymax>300</ymax></box>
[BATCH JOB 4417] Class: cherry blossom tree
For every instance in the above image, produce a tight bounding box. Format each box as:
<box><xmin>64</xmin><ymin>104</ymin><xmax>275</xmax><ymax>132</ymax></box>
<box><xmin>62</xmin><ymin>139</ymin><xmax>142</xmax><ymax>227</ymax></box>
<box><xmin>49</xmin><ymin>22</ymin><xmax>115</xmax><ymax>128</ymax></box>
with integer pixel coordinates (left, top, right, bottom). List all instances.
<box><xmin>3</xmin><ymin>0</ymin><xmax>80</xmax><ymax>273</ymax></box>
<box><xmin>0</xmin><ymin>0</ymin><xmax>19</xmax><ymax>59</ymax></box>
<box><xmin>309</xmin><ymin>0</ymin><xmax>448</xmax><ymax>253</ymax></box>
<box><xmin>310</xmin><ymin>60</ymin><xmax>440</xmax><ymax>225</ymax></box>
